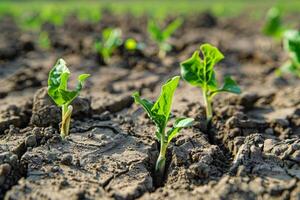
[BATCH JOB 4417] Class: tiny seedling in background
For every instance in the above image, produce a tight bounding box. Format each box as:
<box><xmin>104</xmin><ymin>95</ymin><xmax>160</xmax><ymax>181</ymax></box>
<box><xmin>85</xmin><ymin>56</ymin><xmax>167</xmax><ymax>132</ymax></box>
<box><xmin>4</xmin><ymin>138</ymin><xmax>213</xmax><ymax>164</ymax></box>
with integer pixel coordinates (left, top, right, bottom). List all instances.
<box><xmin>38</xmin><ymin>31</ymin><xmax>51</xmax><ymax>50</ymax></box>
<box><xmin>125</xmin><ymin>38</ymin><xmax>145</xmax><ymax>51</ymax></box>
<box><xmin>148</xmin><ymin>18</ymin><xmax>183</xmax><ymax>58</ymax></box>
<box><xmin>48</xmin><ymin>59</ymin><xmax>90</xmax><ymax>139</ymax></box>
<box><xmin>277</xmin><ymin>30</ymin><xmax>300</xmax><ymax>78</ymax></box>
<box><xmin>180</xmin><ymin>44</ymin><xmax>241</xmax><ymax>122</ymax></box>
<box><xmin>132</xmin><ymin>76</ymin><xmax>194</xmax><ymax>180</ymax></box>
<box><xmin>263</xmin><ymin>7</ymin><xmax>284</xmax><ymax>39</ymax></box>
<box><xmin>95</xmin><ymin>28</ymin><xmax>122</xmax><ymax>64</ymax></box>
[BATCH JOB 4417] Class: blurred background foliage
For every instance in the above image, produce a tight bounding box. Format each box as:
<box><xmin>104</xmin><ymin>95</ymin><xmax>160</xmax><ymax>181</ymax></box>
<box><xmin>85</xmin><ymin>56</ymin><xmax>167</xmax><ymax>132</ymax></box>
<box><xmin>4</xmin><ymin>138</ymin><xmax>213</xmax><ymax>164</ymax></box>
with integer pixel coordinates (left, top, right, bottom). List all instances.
<box><xmin>0</xmin><ymin>0</ymin><xmax>299</xmax><ymax>31</ymax></box>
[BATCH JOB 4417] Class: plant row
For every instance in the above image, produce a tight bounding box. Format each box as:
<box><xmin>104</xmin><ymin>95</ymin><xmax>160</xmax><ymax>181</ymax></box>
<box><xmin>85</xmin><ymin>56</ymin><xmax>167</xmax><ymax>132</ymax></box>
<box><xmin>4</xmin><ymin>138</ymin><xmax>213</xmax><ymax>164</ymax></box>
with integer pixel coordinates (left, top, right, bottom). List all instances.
<box><xmin>47</xmin><ymin>43</ymin><xmax>241</xmax><ymax>179</ymax></box>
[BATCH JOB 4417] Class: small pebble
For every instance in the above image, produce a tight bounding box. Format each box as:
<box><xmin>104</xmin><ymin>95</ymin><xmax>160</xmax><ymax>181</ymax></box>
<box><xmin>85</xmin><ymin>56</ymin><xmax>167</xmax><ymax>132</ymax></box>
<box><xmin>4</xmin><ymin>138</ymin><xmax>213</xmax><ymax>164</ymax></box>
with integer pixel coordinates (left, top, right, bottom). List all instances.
<box><xmin>61</xmin><ymin>154</ymin><xmax>73</xmax><ymax>166</ymax></box>
<box><xmin>25</xmin><ymin>135</ymin><xmax>37</xmax><ymax>147</ymax></box>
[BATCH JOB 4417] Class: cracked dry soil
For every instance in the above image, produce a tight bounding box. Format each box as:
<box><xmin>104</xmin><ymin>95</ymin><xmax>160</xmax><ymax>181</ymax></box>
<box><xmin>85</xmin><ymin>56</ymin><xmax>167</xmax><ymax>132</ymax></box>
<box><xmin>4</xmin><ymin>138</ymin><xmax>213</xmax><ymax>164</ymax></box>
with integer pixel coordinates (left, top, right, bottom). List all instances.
<box><xmin>0</xmin><ymin>11</ymin><xmax>300</xmax><ymax>200</ymax></box>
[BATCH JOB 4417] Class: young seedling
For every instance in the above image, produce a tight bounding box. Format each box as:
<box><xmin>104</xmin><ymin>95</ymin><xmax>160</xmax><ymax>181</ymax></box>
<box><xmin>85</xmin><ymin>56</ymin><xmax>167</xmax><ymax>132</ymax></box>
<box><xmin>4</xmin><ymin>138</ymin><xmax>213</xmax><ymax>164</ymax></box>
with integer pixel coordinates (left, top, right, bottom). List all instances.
<box><xmin>148</xmin><ymin>18</ymin><xmax>183</xmax><ymax>58</ymax></box>
<box><xmin>95</xmin><ymin>28</ymin><xmax>122</xmax><ymax>63</ymax></box>
<box><xmin>48</xmin><ymin>59</ymin><xmax>90</xmax><ymax>139</ymax></box>
<box><xmin>180</xmin><ymin>44</ymin><xmax>241</xmax><ymax>122</ymax></box>
<box><xmin>38</xmin><ymin>31</ymin><xmax>51</xmax><ymax>50</ymax></box>
<box><xmin>263</xmin><ymin>7</ymin><xmax>284</xmax><ymax>39</ymax></box>
<box><xmin>125</xmin><ymin>38</ymin><xmax>145</xmax><ymax>51</ymax></box>
<box><xmin>132</xmin><ymin>76</ymin><xmax>194</xmax><ymax>180</ymax></box>
<box><xmin>277</xmin><ymin>30</ymin><xmax>300</xmax><ymax>78</ymax></box>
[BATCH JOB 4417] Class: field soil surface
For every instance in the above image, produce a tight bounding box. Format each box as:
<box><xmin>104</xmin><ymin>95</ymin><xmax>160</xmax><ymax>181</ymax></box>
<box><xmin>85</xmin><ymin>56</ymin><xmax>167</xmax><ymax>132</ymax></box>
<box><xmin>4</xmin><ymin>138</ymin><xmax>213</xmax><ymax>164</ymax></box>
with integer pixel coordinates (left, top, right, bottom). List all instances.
<box><xmin>0</xmin><ymin>12</ymin><xmax>300</xmax><ymax>200</ymax></box>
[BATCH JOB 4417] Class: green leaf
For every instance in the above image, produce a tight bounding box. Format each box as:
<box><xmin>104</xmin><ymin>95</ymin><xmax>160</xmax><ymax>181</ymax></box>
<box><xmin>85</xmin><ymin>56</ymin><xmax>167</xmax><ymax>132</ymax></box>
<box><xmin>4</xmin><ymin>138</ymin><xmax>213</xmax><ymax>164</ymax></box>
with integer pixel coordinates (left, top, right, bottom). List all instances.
<box><xmin>162</xmin><ymin>18</ymin><xmax>183</xmax><ymax>41</ymax></box>
<box><xmin>148</xmin><ymin>19</ymin><xmax>163</xmax><ymax>43</ymax></box>
<box><xmin>263</xmin><ymin>7</ymin><xmax>284</xmax><ymax>38</ymax></box>
<box><xmin>132</xmin><ymin>91</ymin><xmax>154</xmax><ymax>118</ymax></box>
<box><xmin>151</xmin><ymin>76</ymin><xmax>180</xmax><ymax>130</ymax></box>
<box><xmin>48</xmin><ymin>59</ymin><xmax>90</xmax><ymax>106</ymax></box>
<box><xmin>283</xmin><ymin>30</ymin><xmax>300</xmax><ymax>63</ymax></box>
<box><xmin>148</xmin><ymin>18</ymin><xmax>182</xmax><ymax>44</ymax></box>
<box><xmin>217</xmin><ymin>76</ymin><xmax>241</xmax><ymax>94</ymax></box>
<box><xmin>132</xmin><ymin>91</ymin><xmax>162</xmax><ymax>140</ymax></box>
<box><xmin>132</xmin><ymin>76</ymin><xmax>180</xmax><ymax>139</ymax></box>
<box><xmin>167</xmin><ymin>117</ymin><xmax>194</xmax><ymax>143</ymax></box>
<box><xmin>96</xmin><ymin>28</ymin><xmax>122</xmax><ymax>62</ymax></box>
<box><xmin>180</xmin><ymin>43</ymin><xmax>224</xmax><ymax>90</ymax></box>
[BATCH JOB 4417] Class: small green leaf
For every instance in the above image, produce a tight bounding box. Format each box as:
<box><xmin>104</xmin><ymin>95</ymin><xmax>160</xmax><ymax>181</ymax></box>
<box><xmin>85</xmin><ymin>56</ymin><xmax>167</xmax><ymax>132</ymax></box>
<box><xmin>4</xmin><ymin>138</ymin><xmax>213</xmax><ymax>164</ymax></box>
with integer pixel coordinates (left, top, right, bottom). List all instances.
<box><xmin>167</xmin><ymin>117</ymin><xmax>194</xmax><ymax>143</ymax></box>
<box><xmin>96</xmin><ymin>28</ymin><xmax>122</xmax><ymax>62</ymax></box>
<box><xmin>132</xmin><ymin>76</ymin><xmax>180</xmax><ymax>139</ymax></box>
<box><xmin>263</xmin><ymin>7</ymin><xmax>284</xmax><ymax>38</ymax></box>
<box><xmin>283</xmin><ymin>30</ymin><xmax>300</xmax><ymax>63</ymax></box>
<box><xmin>151</xmin><ymin>76</ymin><xmax>180</xmax><ymax>130</ymax></box>
<box><xmin>162</xmin><ymin>18</ymin><xmax>183</xmax><ymax>41</ymax></box>
<box><xmin>218</xmin><ymin>76</ymin><xmax>241</xmax><ymax>94</ymax></box>
<box><xmin>180</xmin><ymin>51</ymin><xmax>203</xmax><ymax>86</ymax></box>
<box><xmin>132</xmin><ymin>92</ymin><xmax>154</xmax><ymax>119</ymax></box>
<box><xmin>48</xmin><ymin>59</ymin><xmax>90</xmax><ymax>106</ymax></box>
<box><xmin>148</xmin><ymin>18</ymin><xmax>182</xmax><ymax>53</ymax></box>
<box><xmin>180</xmin><ymin>43</ymin><xmax>224</xmax><ymax>90</ymax></box>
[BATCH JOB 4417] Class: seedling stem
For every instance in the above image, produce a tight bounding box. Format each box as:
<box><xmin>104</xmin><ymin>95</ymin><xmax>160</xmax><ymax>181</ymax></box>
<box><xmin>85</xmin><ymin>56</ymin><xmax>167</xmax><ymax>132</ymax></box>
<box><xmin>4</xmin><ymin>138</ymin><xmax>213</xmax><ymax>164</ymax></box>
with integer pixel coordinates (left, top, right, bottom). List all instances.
<box><xmin>61</xmin><ymin>105</ymin><xmax>73</xmax><ymax>139</ymax></box>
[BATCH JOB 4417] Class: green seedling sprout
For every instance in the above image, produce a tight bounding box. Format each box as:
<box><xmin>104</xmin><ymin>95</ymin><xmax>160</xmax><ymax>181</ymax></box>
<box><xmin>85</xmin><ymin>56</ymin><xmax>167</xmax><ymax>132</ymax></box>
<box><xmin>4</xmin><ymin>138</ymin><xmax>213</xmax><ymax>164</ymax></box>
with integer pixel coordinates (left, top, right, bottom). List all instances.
<box><xmin>277</xmin><ymin>30</ymin><xmax>300</xmax><ymax>78</ymax></box>
<box><xmin>148</xmin><ymin>18</ymin><xmax>183</xmax><ymax>58</ymax></box>
<box><xmin>95</xmin><ymin>28</ymin><xmax>122</xmax><ymax>64</ymax></box>
<box><xmin>38</xmin><ymin>31</ymin><xmax>51</xmax><ymax>50</ymax></box>
<box><xmin>125</xmin><ymin>38</ymin><xmax>145</xmax><ymax>51</ymax></box>
<box><xmin>262</xmin><ymin>7</ymin><xmax>300</xmax><ymax>78</ymax></box>
<box><xmin>48</xmin><ymin>59</ymin><xmax>90</xmax><ymax>139</ymax></box>
<box><xmin>180</xmin><ymin>44</ymin><xmax>241</xmax><ymax>122</ymax></box>
<box><xmin>132</xmin><ymin>76</ymin><xmax>194</xmax><ymax>179</ymax></box>
<box><xmin>263</xmin><ymin>7</ymin><xmax>284</xmax><ymax>39</ymax></box>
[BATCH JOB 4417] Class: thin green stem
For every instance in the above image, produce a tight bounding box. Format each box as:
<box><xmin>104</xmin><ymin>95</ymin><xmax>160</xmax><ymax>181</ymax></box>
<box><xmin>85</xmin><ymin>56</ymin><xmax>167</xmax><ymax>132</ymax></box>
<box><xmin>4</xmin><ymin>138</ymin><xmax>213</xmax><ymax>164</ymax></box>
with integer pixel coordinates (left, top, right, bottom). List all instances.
<box><xmin>158</xmin><ymin>48</ymin><xmax>166</xmax><ymax>59</ymax></box>
<box><xmin>203</xmin><ymin>90</ymin><xmax>212</xmax><ymax>122</ymax></box>
<box><xmin>155</xmin><ymin>129</ymin><xmax>167</xmax><ymax>177</ymax></box>
<box><xmin>60</xmin><ymin>105</ymin><xmax>73</xmax><ymax>139</ymax></box>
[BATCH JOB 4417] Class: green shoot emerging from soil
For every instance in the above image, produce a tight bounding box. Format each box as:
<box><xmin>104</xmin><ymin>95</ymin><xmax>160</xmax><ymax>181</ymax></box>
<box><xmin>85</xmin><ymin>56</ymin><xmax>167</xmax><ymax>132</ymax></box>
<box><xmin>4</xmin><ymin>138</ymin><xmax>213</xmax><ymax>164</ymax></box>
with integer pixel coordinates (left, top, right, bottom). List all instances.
<box><xmin>125</xmin><ymin>38</ymin><xmax>145</xmax><ymax>51</ymax></box>
<box><xmin>263</xmin><ymin>7</ymin><xmax>284</xmax><ymax>39</ymax></box>
<box><xmin>38</xmin><ymin>31</ymin><xmax>51</xmax><ymax>50</ymax></box>
<box><xmin>180</xmin><ymin>44</ymin><xmax>241</xmax><ymax>122</ymax></box>
<box><xmin>132</xmin><ymin>76</ymin><xmax>194</xmax><ymax>179</ymax></box>
<box><xmin>95</xmin><ymin>28</ymin><xmax>122</xmax><ymax>63</ymax></box>
<box><xmin>148</xmin><ymin>18</ymin><xmax>183</xmax><ymax>58</ymax></box>
<box><xmin>277</xmin><ymin>30</ymin><xmax>300</xmax><ymax>78</ymax></box>
<box><xmin>48</xmin><ymin>59</ymin><xmax>90</xmax><ymax>139</ymax></box>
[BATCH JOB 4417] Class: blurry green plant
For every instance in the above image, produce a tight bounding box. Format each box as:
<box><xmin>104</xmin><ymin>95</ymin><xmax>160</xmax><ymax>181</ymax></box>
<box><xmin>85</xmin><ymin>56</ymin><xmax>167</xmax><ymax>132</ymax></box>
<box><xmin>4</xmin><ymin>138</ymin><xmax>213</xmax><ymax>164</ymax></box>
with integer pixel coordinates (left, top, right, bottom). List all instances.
<box><xmin>124</xmin><ymin>38</ymin><xmax>145</xmax><ymax>51</ymax></box>
<box><xmin>132</xmin><ymin>76</ymin><xmax>194</xmax><ymax>179</ymax></box>
<box><xmin>95</xmin><ymin>28</ymin><xmax>122</xmax><ymax>63</ymax></box>
<box><xmin>263</xmin><ymin>7</ymin><xmax>300</xmax><ymax>78</ymax></box>
<box><xmin>48</xmin><ymin>59</ymin><xmax>90</xmax><ymax>139</ymax></box>
<box><xmin>277</xmin><ymin>30</ymin><xmax>300</xmax><ymax>78</ymax></box>
<box><xmin>180</xmin><ymin>44</ymin><xmax>241</xmax><ymax>122</ymax></box>
<box><xmin>77</xmin><ymin>8</ymin><xmax>101</xmax><ymax>23</ymax></box>
<box><xmin>19</xmin><ymin>12</ymin><xmax>42</xmax><ymax>31</ymax></box>
<box><xmin>148</xmin><ymin>18</ymin><xmax>183</xmax><ymax>58</ymax></box>
<box><xmin>263</xmin><ymin>7</ymin><xmax>285</xmax><ymax>39</ymax></box>
<box><xmin>38</xmin><ymin>31</ymin><xmax>51</xmax><ymax>50</ymax></box>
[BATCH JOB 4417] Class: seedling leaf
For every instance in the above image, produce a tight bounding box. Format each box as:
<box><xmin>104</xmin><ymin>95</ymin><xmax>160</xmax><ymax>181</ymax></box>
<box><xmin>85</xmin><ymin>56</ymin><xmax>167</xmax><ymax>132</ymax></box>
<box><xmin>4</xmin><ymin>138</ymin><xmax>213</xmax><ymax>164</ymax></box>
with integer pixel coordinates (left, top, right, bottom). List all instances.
<box><xmin>47</xmin><ymin>58</ymin><xmax>90</xmax><ymax>138</ymax></box>
<box><xmin>167</xmin><ymin>117</ymin><xmax>194</xmax><ymax>143</ymax></box>
<box><xmin>215</xmin><ymin>76</ymin><xmax>241</xmax><ymax>94</ymax></box>
<box><xmin>148</xmin><ymin>18</ymin><xmax>182</xmax><ymax>58</ymax></box>
<box><xmin>263</xmin><ymin>7</ymin><xmax>284</xmax><ymax>39</ymax></box>
<box><xmin>132</xmin><ymin>76</ymin><xmax>193</xmax><ymax>177</ymax></box>
<box><xmin>180</xmin><ymin>43</ymin><xmax>241</xmax><ymax>121</ymax></box>
<box><xmin>151</xmin><ymin>76</ymin><xmax>180</xmax><ymax>130</ymax></box>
